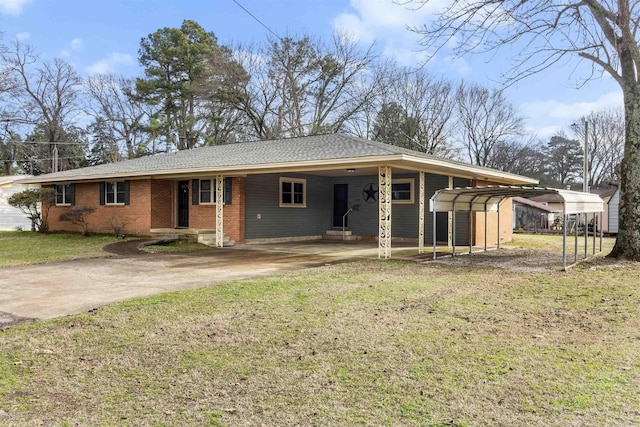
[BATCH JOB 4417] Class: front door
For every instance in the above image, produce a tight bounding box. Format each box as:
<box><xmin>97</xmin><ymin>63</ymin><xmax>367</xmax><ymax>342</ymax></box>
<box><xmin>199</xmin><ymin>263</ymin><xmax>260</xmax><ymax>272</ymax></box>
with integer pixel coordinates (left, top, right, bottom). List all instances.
<box><xmin>177</xmin><ymin>180</ymin><xmax>189</xmax><ymax>228</ymax></box>
<box><xmin>333</xmin><ymin>184</ymin><xmax>349</xmax><ymax>227</ymax></box>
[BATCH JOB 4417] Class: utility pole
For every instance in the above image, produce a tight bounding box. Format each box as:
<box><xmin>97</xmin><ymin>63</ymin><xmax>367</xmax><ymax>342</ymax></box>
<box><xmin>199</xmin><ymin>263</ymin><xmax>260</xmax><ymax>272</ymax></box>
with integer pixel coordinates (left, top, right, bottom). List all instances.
<box><xmin>583</xmin><ymin>121</ymin><xmax>589</xmax><ymax>193</ymax></box>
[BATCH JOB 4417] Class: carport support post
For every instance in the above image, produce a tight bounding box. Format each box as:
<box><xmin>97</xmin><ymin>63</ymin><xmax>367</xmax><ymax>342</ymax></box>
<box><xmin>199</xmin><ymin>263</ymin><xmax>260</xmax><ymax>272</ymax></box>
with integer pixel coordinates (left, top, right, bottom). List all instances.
<box><xmin>484</xmin><ymin>202</ymin><xmax>488</xmax><ymax>252</ymax></box>
<box><xmin>215</xmin><ymin>175</ymin><xmax>224</xmax><ymax>248</ymax></box>
<box><xmin>378</xmin><ymin>165</ymin><xmax>392</xmax><ymax>259</ymax></box>
<box><xmin>562</xmin><ymin>204</ymin><xmax>567</xmax><ymax>271</ymax></box>
<box><xmin>574</xmin><ymin>212</ymin><xmax>579</xmax><ymax>264</ymax></box>
<box><xmin>599</xmin><ymin>212</ymin><xmax>603</xmax><ymax>252</ymax></box>
<box><xmin>592</xmin><ymin>212</ymin><xmax>596</xmax><ymax>255</ymax></box>
<box><xmin>419</xmin><ymin>172</ymin><xmax>425</xmax><ymax>254</ymax></box>
<box><xmin>432</xmin><ymin>207</ymin><xmax>437</xmax><ymax>260</ymax></box>
<box><xmin>584</xmin><ymin>212</ymin><xmax>588</xmax><ymax>259</ymax></box>
<box><xmin>469</xmin><ymin>201</ymin><xmax>473</xmax><ymax>254</ymax></box>
<box><xmin>452</xmin><ymin>204</ymin><xmax>456</xmax><ymax>257</ymax></box>
<box><xmin>497</xmin><ymin>200</ymin><xmax>501</xmax><ymax>249</ymax></box>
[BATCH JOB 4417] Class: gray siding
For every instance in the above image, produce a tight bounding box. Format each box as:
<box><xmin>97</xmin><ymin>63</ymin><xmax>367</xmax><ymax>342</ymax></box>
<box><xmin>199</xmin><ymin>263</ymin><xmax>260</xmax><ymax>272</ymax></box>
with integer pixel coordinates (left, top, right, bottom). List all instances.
<box><xmin>245</xmin><ymin>173</ymin><xmax>332</xmax><ymax>239</ymax></box>
<box><xmin>244</xmin><ymin>172</ymin><xmax>467</xmax><ymax>242</ymax></box>
<box><xmin>453</xmin><ymin>178</ymin><xmax>471</xmax><ymax>245</ymax></box>
<box><xmin>425</xmin><ymin>173</ymin><xmax>450</xmax><ymax>243</ymax></box>
<box><xmin>330</xmin><ymin>175</ymin><xmax>378</xmax><ymax>236</ymax></box>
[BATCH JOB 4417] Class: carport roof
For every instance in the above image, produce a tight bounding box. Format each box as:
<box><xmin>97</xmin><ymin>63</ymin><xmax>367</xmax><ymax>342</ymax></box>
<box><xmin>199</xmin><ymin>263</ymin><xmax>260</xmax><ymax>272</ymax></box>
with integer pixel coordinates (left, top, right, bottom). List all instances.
<box><xmin>431</xmin><ymin>186</ymin><xmax>604</xmax><ymax>215</ymax></box>
<box><xmin>21</xmin><ymin>134</ymin><xmax>537</xmax><ymax>185</ymax></box>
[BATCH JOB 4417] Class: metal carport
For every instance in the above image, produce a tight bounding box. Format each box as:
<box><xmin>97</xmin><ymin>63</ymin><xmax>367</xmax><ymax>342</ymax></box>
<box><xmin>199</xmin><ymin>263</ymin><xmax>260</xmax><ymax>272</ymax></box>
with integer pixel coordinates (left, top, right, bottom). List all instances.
<box><xmin>430</xmin><ymin>186</ymin><xmax>605</xmax><ymax>270</ymax></box>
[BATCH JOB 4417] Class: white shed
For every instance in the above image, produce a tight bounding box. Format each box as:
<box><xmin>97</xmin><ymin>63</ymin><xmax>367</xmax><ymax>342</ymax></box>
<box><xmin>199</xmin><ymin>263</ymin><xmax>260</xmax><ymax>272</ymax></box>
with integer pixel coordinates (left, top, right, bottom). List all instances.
<box><xmin>0</xmin><ymin>176</ymin><xmax>38</xmax><ymax>230</ymax></box>
<box><xmin>608</xmin><ymin>187</ymin><xmax>620</xmax><ymax>234</ymax></box>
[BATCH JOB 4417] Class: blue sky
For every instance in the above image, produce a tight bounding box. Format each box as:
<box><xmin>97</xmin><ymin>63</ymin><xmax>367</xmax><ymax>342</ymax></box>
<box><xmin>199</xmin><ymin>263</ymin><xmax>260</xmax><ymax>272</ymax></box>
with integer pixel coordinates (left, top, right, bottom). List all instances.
<box><xmin>0</xmin><ymin>0</ymin><xmax>623</xmax><ymax>140</ymax></box>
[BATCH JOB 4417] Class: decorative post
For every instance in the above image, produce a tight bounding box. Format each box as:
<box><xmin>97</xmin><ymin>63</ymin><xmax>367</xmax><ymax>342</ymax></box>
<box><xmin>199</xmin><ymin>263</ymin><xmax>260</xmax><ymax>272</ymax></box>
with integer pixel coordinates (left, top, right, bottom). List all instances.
<box><xmin>419</xmin><ymin>171</ymin><xmax>425</xmax><ymax>254</ymax></box>
<box><xmin>215</xmin><ymin>175</ymin><xmax>224</xmax><ymax>248</ymax></box>
<box><xmin>378</xmin><ymin>166</ymin><xmax>392</xmax><ymax>259</ymax></box>
<box><xmin>447</xmin><ymin>175</ymin><xmax>453</xmax><ymax>247</ymax></box>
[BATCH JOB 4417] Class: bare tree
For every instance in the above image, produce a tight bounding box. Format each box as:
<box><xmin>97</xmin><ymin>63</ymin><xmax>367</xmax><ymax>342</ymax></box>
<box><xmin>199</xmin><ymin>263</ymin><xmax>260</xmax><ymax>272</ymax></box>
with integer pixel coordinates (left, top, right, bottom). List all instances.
<box><xmin>571</xmin><ymin>106</ymin><xmax>624</xmax><ymax>187</ymax></box>
<box><xmin>406</xmin><ymin>0</ymin><xmax>640</xmax><ymax>259</ymax></box>
<box><xmin>85</xmin><ymin>73</ymin><xmax>149</xmax><ymax>159</ymax></box>
<box><xmin>373</xmin><ymin>68</ymin><xmax>456</xmax><ymax>157</ymax></box>
<box><xmin>485</xmin><ymin>139</ymin><xmax>545</xmax><ymax>179</ymax></box>
<box><xmin>233</xmin><ymin>32</ymin><xmax>380</xmax><ymax>139</ymax></box>
<box><xmin>3</xmin><ymin>42</ymin><xmax>82</xmax><ymax>173</ymax></box>
<box><xmin>455</xmin><ymin>82</ymin><xmax>525</xmax><ymax>166</ymax></box>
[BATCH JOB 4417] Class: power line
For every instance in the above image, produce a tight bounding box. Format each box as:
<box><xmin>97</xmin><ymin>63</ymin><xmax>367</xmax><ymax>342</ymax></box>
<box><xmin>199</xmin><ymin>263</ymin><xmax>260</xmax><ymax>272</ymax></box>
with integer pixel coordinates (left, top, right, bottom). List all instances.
<box><xmin>231</xmin><ymin>0</ymin><xmax>281</xmax><ymax>40</ymax></box>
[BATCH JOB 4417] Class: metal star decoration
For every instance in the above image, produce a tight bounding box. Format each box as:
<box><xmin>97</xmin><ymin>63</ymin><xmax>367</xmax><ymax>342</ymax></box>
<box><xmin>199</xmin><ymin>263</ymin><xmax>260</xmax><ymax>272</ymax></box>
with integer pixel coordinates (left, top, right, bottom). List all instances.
<box><xmin>363</xmin><ymin>183</ymin><xmax>378</xmax><ymax>203</ymax></box>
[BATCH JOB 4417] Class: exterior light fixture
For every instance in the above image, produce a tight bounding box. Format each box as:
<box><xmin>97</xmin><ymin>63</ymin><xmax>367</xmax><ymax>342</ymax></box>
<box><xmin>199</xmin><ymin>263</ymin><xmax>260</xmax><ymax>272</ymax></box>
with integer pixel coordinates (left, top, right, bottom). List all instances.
<box><xmin>346</xmin><ymin>168</ymin><xmax>356</xmax><ymax>173</ymax></box>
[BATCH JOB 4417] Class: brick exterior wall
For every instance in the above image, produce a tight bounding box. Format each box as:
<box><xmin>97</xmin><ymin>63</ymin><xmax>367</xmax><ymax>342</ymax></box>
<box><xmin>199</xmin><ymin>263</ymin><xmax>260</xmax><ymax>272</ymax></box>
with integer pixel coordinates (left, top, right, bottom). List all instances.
<box><xmin>189</xmin><ymin>177</ymin><xmax>245</xmax><ymax>243</ymax></box>
<box><xmin>150</xmin><ymin>179</ymin><xmax>174</xmax><ymax>229</ymax></box>
<box><xmin>48</xmin><ymin>180</ymin><xmax>154</xmax><ymax>236</ymax></box>
<box><xmin>47</xmin><ymin>177</ymin><xmax>247</xmax><ymax>243</ymax></box>
<box><xmin>471</xmin><ymin>180</ymin><xmax>514</xmax><ymax>246</ymax></box>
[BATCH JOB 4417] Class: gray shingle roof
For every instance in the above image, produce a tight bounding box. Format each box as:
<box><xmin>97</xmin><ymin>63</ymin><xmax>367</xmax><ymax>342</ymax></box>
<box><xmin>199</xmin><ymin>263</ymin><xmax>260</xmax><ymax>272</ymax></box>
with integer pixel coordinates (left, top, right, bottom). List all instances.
<box><xmin>27</xmin><ymin>133</ymin><xmax>535</xmax><ymax>183</ymax></box>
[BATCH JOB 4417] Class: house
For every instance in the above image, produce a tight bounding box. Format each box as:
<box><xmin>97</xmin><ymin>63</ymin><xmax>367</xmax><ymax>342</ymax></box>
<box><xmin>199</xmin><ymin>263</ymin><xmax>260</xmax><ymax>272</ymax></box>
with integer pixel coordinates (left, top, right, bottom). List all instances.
<box><xmin>22</xmin><ymin>134</ymin><xmax>537</xmax><ymax>256</ymax></box>
<box><xmin>0</xmin><ymin>175</ymin><xmax>38</xmax><ymax>231</ymax></box>
<box><xmin>512</xmin><ymin>196</ymin><xmax>560</xmax><ymax>231</ymax></box>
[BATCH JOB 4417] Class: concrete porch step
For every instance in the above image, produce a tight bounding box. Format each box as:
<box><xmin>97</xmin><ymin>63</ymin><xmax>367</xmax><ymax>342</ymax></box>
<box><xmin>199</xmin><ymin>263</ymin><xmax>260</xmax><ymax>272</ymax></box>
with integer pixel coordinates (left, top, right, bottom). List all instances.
<box><xmin>198</xmin><ymin>233</ymin><xmax>235</xmax><ymax>247</ymax></box>
<box><xmin>323</xmin><ymin>230</ymin><xmax>360</xmax><ymax>241</ymax></box>
<box><xmin>325</xmin><ymin>229</ymin><xmax>352</xmax><ymax>236</ymax></box>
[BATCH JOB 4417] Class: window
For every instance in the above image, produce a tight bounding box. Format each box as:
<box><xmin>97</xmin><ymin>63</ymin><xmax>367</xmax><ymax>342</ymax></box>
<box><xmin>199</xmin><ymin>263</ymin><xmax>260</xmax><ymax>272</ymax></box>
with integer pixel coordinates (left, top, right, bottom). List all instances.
<box><xmin>192</xmin><ymin>178</ymin><xmax>232</xmax><ymax>205</ymax></box>
<box><xmin>55</xmin><ymin>184</ymin><xmax>74</xmax><ymax>206</ymax></box>
<box><xmin>279</xmin><ymin>177</ymin><xmax>306</xmax><ymax>208</ymax></box>
<box><xmin>100</xmin><ymin>181</ymin><xmax>130</xmax><ymax>206</ymax></box>
<box><xmin>200</xmin><ymin>179</ymin><xmax>212</xmax><ymax>204</ymax></box>
<box><xmin>391</xmin><ymin>179</ymin><xmax>414</xmax><ymax>204</ymax></box>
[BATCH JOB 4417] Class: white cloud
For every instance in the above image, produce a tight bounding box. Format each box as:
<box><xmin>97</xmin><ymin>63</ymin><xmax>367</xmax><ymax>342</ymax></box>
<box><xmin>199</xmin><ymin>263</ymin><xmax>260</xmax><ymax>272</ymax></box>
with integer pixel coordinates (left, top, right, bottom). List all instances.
<box><xmin>0</xmin><ymin>0</ymin><xmax>32</xmax><ymax>15</ymax></box>
<box><xmin>443</xmin><ymin>55</ymin><xmax>471</xmax><ymax>76</ymax></box>
<box><xmin>331</xmin><ymin>0</ymin><xmax>469</xmax><ymax>76</ymax></box>
<box><xmin>16</xmin><ymin>31</ymin><xmax>30</xmax><ymax>41</ymax></box>
<box><xmin>86</xmin><ymin>52</ymin><xmax>134</xmax><ymax>74</ymax></box>
<box><xmin>520</xmin><ymin>90</ymin><xmax>623</xmax><ymax>139</ymax></box>
<box><xmin>70</xmin><ymin>38</ymin><xmax>84</xmax><ymax>52</ymax></box>
<box><xmin>59</xmin><ymin>38</ymin><xmax>84</xmax><ymax>58</ymax></box>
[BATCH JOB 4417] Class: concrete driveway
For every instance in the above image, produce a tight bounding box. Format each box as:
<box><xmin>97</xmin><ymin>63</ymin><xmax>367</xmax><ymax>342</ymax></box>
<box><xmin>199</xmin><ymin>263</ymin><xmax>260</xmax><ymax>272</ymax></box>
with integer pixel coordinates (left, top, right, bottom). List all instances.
<box><xmin>0</xmin><ymin>242</ymin><xmax>365</xmax><ymax>326</ymax></box>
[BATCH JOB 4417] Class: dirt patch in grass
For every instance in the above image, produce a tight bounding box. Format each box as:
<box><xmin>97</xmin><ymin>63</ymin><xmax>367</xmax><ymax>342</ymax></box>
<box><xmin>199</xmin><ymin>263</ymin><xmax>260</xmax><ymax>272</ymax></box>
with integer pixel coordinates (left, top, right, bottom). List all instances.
<box><xmin>0</xmin><ymin>237</ymin><xmax>638</xmax><ymax>426</ymax></box>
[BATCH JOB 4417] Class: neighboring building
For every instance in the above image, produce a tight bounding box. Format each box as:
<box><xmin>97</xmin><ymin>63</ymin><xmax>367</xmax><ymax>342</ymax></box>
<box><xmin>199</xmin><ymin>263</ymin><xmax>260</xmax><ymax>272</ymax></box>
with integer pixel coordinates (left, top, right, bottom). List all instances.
<box><xmin>531</xmin><ymin>187</ymin><xmax>617</xmax><ymax>233</ymax></box>
<box><xmin>0</xmin><ymin>175</ymin><xmax>37</xmax><ymax>230</ymax></box>
<box><xmin>512</xmin><ymin>196</ymin><xmax>559</xmax><ymax>231</ymax></box>
<box><xmin>22</xmin><ymin>134</ymin><xmax>537</xmax><ymax>253</ymax></box>
<box><xmin>606</xmin><ymin>187</ymin><xmax>620</xmax><ymax>234</ymax></box>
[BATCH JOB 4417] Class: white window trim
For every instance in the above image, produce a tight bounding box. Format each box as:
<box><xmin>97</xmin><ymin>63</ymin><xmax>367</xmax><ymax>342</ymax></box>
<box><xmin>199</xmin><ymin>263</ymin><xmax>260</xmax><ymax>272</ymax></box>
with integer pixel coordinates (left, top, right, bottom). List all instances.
<box><xmin>199</xmin><ymin>179</ymin><xmax>215</xmax><ymax>205</ymax></box>
<box><xmin>55</xmin><ymin>184</ymin><xmax>71</xmax><ymax>206</ymax></box>
<box><xmin>199</xmin><ymin>178</ymin><xmax>226</xmax><ymax>205</ymax></box>
<box><xmin>392</xmin><ymin>178</ymin><xmax>414</xmax><ymax>204</ymax></box>
<box><xmin>105</xmin><ymin>181</ymin><xmax>126</xmax><ymax>206</ymax></box>
<box><xmin>279</xmin><ymin>177</ymin><xmax>307</xmax><ymax>208</ymax></box>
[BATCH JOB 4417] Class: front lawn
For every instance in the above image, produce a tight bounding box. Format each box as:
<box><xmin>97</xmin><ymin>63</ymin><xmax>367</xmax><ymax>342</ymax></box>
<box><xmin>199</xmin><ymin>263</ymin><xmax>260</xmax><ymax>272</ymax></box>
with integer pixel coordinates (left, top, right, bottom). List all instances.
<box><xmin>0</xmin><ymin>245</ymin><xmax>638</xmax><ymax>425</ymax></box>
<box><xmin>0</xmin><ymin>231</ymin><xmax>118</xmax><ymax>267</ymax></box>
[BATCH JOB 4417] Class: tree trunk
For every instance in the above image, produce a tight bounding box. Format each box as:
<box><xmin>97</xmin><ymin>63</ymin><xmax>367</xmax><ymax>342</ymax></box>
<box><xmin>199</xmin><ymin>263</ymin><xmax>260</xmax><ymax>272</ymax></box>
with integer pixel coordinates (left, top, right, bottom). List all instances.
<box><xmin>609</xmin><ymin>83</ymin><xmax>640</xmax><ymax>260</ymax></box>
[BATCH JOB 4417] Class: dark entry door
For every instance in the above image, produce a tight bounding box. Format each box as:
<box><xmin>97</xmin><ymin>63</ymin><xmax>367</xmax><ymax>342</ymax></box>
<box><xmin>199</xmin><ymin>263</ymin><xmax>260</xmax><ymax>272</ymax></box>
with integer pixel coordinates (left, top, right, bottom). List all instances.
<box><xmin>436</xmin><ymin>212</ymin><xmax>448</xmax><ymax>242</ymax></box>
<box><xmin>177</xmin><ymin>180</ymin><xmax>189</xmax><ymax>228</ymax></box>
<box><xmin>333</xmin><ymin>184</ymin><xmax>349</xmax><ymax>227</ymax></box>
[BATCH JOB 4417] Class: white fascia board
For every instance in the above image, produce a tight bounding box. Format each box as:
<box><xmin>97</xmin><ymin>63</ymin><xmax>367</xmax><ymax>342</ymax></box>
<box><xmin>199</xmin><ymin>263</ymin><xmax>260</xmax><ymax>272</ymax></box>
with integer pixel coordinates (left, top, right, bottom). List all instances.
<box><xmin>400</xmin><ymin>155</ymin><xmax>538</xmax><ymax>185</ymax></box>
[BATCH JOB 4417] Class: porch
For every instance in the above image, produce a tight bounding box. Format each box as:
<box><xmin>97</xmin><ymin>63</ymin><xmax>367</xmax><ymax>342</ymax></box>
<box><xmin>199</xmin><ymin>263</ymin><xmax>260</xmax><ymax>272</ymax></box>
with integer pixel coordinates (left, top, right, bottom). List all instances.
<box><xmin>149</xmin><ymin>228</ymin><xmax>235</xmax><ymax>247</ymax></box>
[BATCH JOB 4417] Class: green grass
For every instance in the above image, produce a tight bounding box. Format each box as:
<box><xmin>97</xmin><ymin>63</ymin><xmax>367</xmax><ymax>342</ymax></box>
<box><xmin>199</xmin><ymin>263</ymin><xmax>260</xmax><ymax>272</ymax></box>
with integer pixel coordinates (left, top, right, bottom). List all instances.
<box><xmin>0</xmin><ymin>238</ymin><xmax>638</xmax><ymax>426</ymax></box>
<box><xmin>0</xmin><ymin>231</ymin><xmax>118</xmax><ymax>267</ymax></box>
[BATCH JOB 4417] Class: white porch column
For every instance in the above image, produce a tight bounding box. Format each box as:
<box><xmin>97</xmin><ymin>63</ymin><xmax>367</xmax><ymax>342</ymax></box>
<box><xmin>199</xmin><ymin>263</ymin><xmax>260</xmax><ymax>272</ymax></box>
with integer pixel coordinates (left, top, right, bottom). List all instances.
<box><xmin>447</xmin><ymin>175</ymin><xmax>453</xmax><ymax>247</ymax></box>
<box><xmin>215</xmin><ymin>175</ymin><xmax>224</xmax><ymax>248</ymax></box>
<box><xmin>378</xmin><ymin>165</ymin><xmax>392</xmax><ymax>259</ymax></box>
<box><xmin>418</xmin><ymin>171</ymin><xmax>425</xmax><ymax>254</ymax></box>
